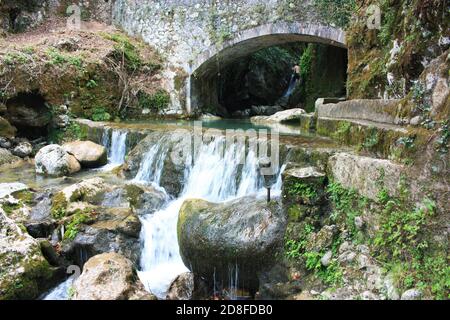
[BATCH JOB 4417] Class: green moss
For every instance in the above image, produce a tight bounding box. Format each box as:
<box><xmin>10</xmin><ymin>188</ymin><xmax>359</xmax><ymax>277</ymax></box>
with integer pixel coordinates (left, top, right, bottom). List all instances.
<box><xmin>51</xmin><ymin>193</ymin><xmax>68</xmax><ymax>219</ymax></box>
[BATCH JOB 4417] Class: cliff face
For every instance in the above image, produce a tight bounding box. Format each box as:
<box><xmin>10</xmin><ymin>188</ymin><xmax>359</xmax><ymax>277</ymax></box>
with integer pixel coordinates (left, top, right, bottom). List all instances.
<box><xmin>346</xmin><ymin>0</ymin><xmax>449</xmax><ymax>100</ymax></box>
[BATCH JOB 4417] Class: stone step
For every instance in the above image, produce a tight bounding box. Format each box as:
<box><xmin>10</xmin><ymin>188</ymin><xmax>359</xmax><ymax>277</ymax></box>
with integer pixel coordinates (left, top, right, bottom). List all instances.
<box><xmin>308</xmin><ymin>115</ymin><xmax>428</xmax><ymax>161</ymax></box>
<box><xmin>315</xmin><ymin>98</ymin><xmax>402</xmax><ymax>125</ymax></box>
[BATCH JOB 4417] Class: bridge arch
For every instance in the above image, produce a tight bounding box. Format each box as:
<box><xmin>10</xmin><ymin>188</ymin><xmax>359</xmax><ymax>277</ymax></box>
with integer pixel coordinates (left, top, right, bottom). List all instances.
<box><xmin>188</xmin><ymin>22</ymin><xmax>347</xmax><ymax>114</ymax></box>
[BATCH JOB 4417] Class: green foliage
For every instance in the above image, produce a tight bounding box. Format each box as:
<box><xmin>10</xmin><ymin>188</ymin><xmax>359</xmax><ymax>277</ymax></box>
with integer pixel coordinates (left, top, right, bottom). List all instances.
<box><xmin>102</xmin><ymin>33</ymin><xmax>143</xmax><ymax>72</ymax></box>
<box><xmin>313</xmin><ymin>0</ymin><xmax>356</xmax><ymax>29</ymax></box>
<box><xmin>304</xmin><ymin>251</ymin><xmax>344</xmax><ymax>286</ymax></box>
<box><xmin>361</xmin><ymin>127</ymin><xmax>379</xmax><ymax>150</ymax></box>
<box><xmin>374</xmin><ymin>193</ymin><xmax>436</xmax><ymax>260</ymax></box>
<box><xmin>327</xmin><ymin>182</ymin><xmax>366</xmax><ymax>237</ymax></box>
<box><xmin>91</xmin><ymin>107</ymin><xmax>111</xmax><ymax>122</ymax></box>
<box><xmin>287</xmin><ymin>181</ymin><xmax>318</xmax><ymax>202</ymax></box>
<box><xmin>86</xmin><ymin>79</ymin><xmax>98</xmax><ymax>89</ymax></box>
<box><xmin>435</xmin><ymin>120</ymin><xmax>449</xmax><ymax>154</ymax></box>
<box><xmin>48</xmin><ymin>122</ymin><xmax>87</xmax><ymax>144</ymax></box>
<box><xmin>64</xmin><ymin>212</ymin><xmax>89</xmax><ymax>240</ymax></box>
<box><xmin>137</xmin><ymin>90</ymin><xmax>170</xmax><ymax>113</ymax></box>
<box><xmin>332</xmin><ymin>121</ymin><xmax>352</xmax><ymax>143</ymax></box>
<box><xmin>45</xmin><ymin>48</ymin><xmax>84</xmax><ymax>70</ymax></box>
<box><xmin>3</xmin><ymin>52</ymin><xmax>29</xmax><ymax>65</ymax></box>
<box><xmin>285</xmin><ymin>223</ymin><xmax>314</xmax><ymax>259</ymax></box>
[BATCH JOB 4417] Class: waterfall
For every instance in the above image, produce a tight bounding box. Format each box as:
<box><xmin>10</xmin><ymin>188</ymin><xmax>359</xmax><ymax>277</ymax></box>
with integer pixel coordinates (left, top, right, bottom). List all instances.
<box><xmin>100</xmin><ymin>129</ymin><xmax>128</xmax><ymax>171</ymax></box>
<box><xmin>283</xmin><ymin>74</ymin><xmax>298</xmax><ymax>98</ymax></box>
<box><xmin>42</xmin><ymin>277</ymin><xmax>74</xmax><ymax>300</ymax></box>
<box><xmin>137</xmin><ymin>136</ymin><xmax>284</xmax><ymax>298</ymax></box>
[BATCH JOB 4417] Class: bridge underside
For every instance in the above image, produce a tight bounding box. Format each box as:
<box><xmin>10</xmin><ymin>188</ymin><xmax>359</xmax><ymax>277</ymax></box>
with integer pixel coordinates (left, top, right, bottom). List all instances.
<box><xmin>189</xmin><ymin>23</ymin><xmax>347</xmax><ymax>115</ymax></box>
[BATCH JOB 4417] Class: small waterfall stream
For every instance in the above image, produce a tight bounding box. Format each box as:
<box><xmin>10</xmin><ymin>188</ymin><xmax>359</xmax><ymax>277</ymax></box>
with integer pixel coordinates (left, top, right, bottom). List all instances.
<box><xmin>100</xmin><ymin>129</ymin><xmax>128</xmax><ymax>170</ymax></box>
<box><xmin>137</xmin><ymin>136</ymin><xmax>284</xmax><ymax>298</ymax></box>
<box><xmin>43</xmin><ymin>129</ymin><xmax>284</xmax><ymax>300</ymax></box>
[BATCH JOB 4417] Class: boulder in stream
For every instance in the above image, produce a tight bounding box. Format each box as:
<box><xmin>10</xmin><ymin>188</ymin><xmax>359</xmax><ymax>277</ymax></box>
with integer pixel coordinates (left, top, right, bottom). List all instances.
<box><xmin>35</xmin><ymin>144</ymin><xmax>81</xmax><ymax>177</ymax></box>
<box><xmin>251</xmin><ymin>108</ymin><xmax>306</xmax><ymax>123</ymax></box>
<box><xmin>177</xmin><ymin>196</ymin><xmax>287</xmax><ymax>291</ymax></box>
<box><xmin>62</xmin><ymin>141</ymin><xmax>107</xmax><ymax>168</ymax></box>
<box><xmin>0</xmin><ymin>208</ymin><xmax>54</xmax><ymax>299</ymax></box>
<box><xmin>72</xmin><ymin>253</ymin><xmax>156</xmax><ymax>300</ymax></box>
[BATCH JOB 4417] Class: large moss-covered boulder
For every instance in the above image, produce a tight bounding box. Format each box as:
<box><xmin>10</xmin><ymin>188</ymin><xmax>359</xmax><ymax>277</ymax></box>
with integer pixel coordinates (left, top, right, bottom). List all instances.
<box><xmin>0</xmin><ymin>148</ymin><xmax>20</xmax><ymax>166</ymax></box>
<box><xmin>177</xmin><ymin>197</ymin><xmax>286</xmax><ymax>290</ymax></box>
<box><xmin>62</xmin><ymin>206</ymin><xmax>142</xmax><ymax>266</ymax></box>
<box><xmin>0</xmin><ymin>208</ymin><xmax>53</xmax><ymax>300</ymax></box>
<box><xmin>72</xmin><ymin>253</ymin><xmax>155</xmax><ymax>300</ymax></box>
<box><xmin>62</xmin><ymin>141</ymin><xmax>107</xmax><ymax>168</ymax></box>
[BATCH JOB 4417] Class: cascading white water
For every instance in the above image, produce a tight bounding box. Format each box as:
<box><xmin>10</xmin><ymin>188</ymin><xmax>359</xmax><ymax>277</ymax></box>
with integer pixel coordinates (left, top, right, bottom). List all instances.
<box><xmin>137</xmin><ymin>136</ymin><xmax>284</xmax><ymax>298</ymax></box>
<box><xmin>100</xmin><ymin>129</ymin><xmax>128</xmax><ymax>171</ymax></box>
<box><xmin>43</xmin><ymin>277</ymin><xmax>74</xmax><ymax>300</ymax></box>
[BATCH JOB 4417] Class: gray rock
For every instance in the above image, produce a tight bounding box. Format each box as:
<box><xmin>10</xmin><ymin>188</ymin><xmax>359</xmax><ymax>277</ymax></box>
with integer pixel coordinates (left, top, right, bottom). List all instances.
<box><xmin>101</xmin><ymin>183</ymin><xmax>167</xmax><ymax>215</ymax></box>
<box><xmin>166</xmin><ymin>272</ymin><xmax>194</xmax><ymax>300</ymax></box>
<box><xmin>178</xmin><ymin>196</ymin><xmax>286</xmax><ymax>291</ymax></box>
<box><xmin>0</xmin><ymin>137</ymin><xmax>11</xmax><ymax>149</ymax></box>
<box><xmin>62</xmin><ymin>141</ymin><xmax>107</xmax><ymax>168</ymax></box>
<box><xmin>62</xmin><ymin>207</ymin><xmax>142</xmax><ymax>266</ymax></box>
<box><xmin>12</xmin><ymin>141</ymin><xmax>33</xmax><ymax>158</ymax></box>
<box><xmin>401</xmin><ymin>288</ymin><xmax>422</xmax><ymax>300</ymax></box>
<box><xmin>35</xmin><ymin>144</ymin><xmax>81</xmax><ymax>177</ymax></box>
<box><xmin>251</xmin><ymin>108</ymin><xmax>306</xmax><ymax>123</ymax></box>
<box><xmin>354</xmin><ymin>216</ymin><xmax>364</xmax><ymax>230</ymax></box>
<box><xmin>25</xmin><ymin>191</ymin><xmax>55</xmax><ymax>238</ymax></box>
<box><xmin>53</xmin><ymin>115</ymin><xmax>70</xmax><ymax>128</ymax></box>
<box><xmin>328</xmin><ymin>153</ymin><xmax>405</xmax><ymax>201</ymax></box>
<box><xmin>0</xmin><ymin>208</ymin><xmax>53</xmax><ymax>299</ymax></box>
<box><xmin>0</xmin><ymin>182</ymin><xmax>28</xmax><ymax>199</ymax></box>
<box><xmin>409</xmin><ymin>115</ymin><xmax>422</xmax><ymax>126</ymax></box>
<box><xmin>0</xmin><ymin>148</ymin><xmax>20</xmax><ymax>166</ymax></box>
<box><xmin>383</xmin><ymin>273</ymin><xmax>400</xmax><ymax>300</ymax></box>
<box><xmin>320</xmin><ymin>250</ymin><xmax>333</xmax><ymax>267</ymax></box>
<box><xmin>72</xmin><ymin>253</ymin><xmax>155</xmax><ymax>300</ymax></box>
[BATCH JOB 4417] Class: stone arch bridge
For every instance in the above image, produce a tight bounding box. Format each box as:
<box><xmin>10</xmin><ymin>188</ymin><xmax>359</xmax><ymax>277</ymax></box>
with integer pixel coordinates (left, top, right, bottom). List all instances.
<box><xmin>112</xmin><ymin>0</ymin><xmax>347</xmax><ymax>114</ymax></box>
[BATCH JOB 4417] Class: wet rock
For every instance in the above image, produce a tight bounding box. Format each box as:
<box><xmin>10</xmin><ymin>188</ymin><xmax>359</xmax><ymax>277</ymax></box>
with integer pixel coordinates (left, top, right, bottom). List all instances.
<box><xmin>0</xmin><ymin>182</ymin><xmax>28</xmax><ymax>199</ymax></box>
<box><xmin>251</xmin><ymin>108</ymin><xmax>306</xmax><ymax>123</ymax></box>
<box><xmin>401</xmin><ymin>288</ymin><xmax>422</xmax><ymax>300</ymax></box>
<box><xmin>35</xmin><ymin>144</ymin><xmax>81</xmax><ymax>177</ymax></box>
<box><xmin>12</xmin><ymin>141</ymin><xmax>32</xmax><ymax>158</ymax></box>
<box><xmin>72</xmin><ymin>253</ymin><xmax>156</xmax><ymax>300</ymax></box>
<box><xmin>62</xmin><ymin>207</ymin><xmax>141</xmax><ymax>266</ymax></box>
<box><xmin>166</xmin><ymin>272</ymin><xmax>194</xmax><ymax>300</ymax></box>
<box><xmin>62</xmin><ymin>141</ymin><xmax>107</xmax><ymax>168</ymax></box>
<box><xmin>0</xmin><ymin>116</ymin><xmax>16</xmax><ymax>138</ymax></box>
<box><xmin>25</xmin><ymin>191</ymin><xmax>55</xmax><ymax>239</ymax></box>
<box><xmin>0</xmin><ymin>208</ymin><xmax>54</xmax><ymax>299</ymax></box>
<box><xmin>57</xmin><ymin>177</ymin><xmax>108</xmax><ymax>205</ymax></box>
<box><xmin>123</xmin><ymin>131</ymin><xmax>188</xmax><ymax>196</ymax></box>
<box><xmin>101</xmin><ymin>183</ymin><xmax>167</xmax><ymax>215</ymax></box>
<box><xmin>0</xmin><ymin>148</ymin><xmax>20</xmax><ymax>166</ymax></box>
<box><xmin>178</xmin><ymin>197</ymin><xmax>286</xmax><ymax>291</ymax></box>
